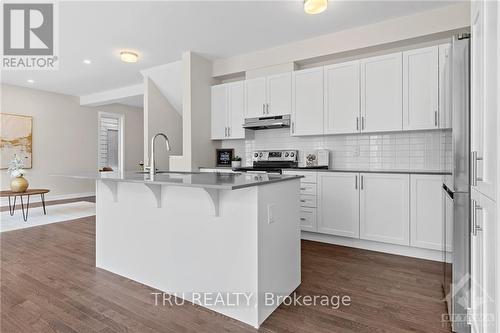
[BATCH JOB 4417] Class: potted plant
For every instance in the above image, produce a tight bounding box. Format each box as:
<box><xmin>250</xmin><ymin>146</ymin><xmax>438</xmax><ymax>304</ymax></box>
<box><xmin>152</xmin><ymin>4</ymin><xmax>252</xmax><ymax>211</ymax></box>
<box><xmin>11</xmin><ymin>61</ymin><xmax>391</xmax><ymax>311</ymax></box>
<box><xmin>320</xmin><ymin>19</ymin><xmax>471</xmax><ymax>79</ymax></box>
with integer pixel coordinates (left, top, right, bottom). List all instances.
<box><xmin>8</xmin><ymin>155</ymin><xmax>28</xmax><ymax>192</ymax></box>
<box><xmin>231</xmin><ymin>156</ymin><xmax>242</xmax><ymax>169</ymax></box>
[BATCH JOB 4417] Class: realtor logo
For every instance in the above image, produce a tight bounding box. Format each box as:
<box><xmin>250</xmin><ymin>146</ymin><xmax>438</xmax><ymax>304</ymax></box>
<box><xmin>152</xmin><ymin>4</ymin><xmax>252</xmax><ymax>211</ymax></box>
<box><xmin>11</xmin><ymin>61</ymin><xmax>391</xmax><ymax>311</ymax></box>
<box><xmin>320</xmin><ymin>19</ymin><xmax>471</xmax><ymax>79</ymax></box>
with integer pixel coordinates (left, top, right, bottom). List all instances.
<box><xmin>2</xmin><ymin>1</ymin><xmax>59</xmax><ymax>69</ymax></box>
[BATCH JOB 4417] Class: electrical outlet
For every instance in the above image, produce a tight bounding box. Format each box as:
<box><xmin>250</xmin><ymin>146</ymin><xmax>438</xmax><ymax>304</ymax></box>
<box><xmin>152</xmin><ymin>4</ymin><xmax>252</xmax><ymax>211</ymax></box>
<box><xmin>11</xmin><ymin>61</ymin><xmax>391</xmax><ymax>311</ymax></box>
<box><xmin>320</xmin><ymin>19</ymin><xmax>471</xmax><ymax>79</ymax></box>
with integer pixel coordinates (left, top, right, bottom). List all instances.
<box><xmin>268</xmin><ymin>204</ymin><xmax>275</xmax><ymax>224</ymax></box>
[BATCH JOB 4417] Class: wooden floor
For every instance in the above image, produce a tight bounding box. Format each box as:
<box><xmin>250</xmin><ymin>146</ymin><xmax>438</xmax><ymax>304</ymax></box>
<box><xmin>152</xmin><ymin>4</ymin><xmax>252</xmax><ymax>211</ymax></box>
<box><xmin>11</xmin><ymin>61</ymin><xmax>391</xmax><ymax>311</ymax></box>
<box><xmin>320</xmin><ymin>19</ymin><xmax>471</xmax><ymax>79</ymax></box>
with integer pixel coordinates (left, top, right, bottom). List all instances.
<box><xmin>1</xmin><ymin>198</ymin><xmax>451</xmax><ymax>333</ymax></box>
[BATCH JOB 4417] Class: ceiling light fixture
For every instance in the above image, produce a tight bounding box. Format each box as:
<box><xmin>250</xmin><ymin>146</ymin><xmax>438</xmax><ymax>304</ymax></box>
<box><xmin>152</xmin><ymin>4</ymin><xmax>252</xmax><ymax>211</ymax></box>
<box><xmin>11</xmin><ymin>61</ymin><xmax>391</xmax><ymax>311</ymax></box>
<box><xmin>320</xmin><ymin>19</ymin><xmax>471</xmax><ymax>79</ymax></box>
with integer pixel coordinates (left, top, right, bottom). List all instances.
<box><xmin>83</xmin><ymin>59</ymin><xmax>92</xmax><ymax>64</ymax></box>
<box><xmin>304</xmin><ymin>0</ymin><xmax>327</xmax><ymax>14</ymax></box>
<box><xmin>27</xmin><ymin>79</ymin><xmax>34</xmax><ymax>84</ymax></box>
<box><xmin>120</xmin><ymin>51</ymin><xmax>139</xmax><ymax>63</ymax></box>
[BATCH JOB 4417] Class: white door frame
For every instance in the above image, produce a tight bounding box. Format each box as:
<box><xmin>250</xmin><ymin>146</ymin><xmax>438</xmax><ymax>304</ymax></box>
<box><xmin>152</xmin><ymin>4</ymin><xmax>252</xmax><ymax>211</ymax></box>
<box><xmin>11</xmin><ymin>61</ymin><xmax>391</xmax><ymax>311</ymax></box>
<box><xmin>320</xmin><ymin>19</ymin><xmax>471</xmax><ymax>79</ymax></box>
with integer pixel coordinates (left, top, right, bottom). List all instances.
<box><xmin>98</xmin><ymin>111</ymin><xmax>125</xmax><ymax>175</ymax></box>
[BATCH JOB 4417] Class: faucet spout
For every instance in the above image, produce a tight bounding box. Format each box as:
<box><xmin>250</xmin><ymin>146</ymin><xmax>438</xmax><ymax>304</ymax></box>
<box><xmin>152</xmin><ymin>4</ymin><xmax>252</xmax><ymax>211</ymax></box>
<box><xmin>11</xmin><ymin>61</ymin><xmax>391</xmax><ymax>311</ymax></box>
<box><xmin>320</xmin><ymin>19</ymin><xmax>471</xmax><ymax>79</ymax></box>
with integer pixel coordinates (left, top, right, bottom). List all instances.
<box><xmin>149</xmin><ymin>133</ymin><xmax>171</xmax><ymax>177</ymax></box>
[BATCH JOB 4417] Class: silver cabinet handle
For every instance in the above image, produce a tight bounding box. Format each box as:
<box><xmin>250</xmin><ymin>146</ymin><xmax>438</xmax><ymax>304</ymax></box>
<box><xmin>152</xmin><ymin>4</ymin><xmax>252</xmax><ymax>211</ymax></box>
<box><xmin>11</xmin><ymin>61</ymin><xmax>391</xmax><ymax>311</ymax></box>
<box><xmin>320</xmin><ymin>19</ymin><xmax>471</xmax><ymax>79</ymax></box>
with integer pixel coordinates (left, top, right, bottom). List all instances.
<box><xmin>300</xmin><ymin>199</ymin><xmax>306</xmax><ymax>203</ymax></box>
<box><xmin>266</xmin><ymin>103</ymin><xmax>269</xmax><ymax>114</ymax></box>
<box><xmin>471</xmin><ymin>151</ymin><xmax>484</xmax><ymax>186</ymax></box>
<box><xmin>228</xmin><ymin>127</ymin><xmax>231</xmax><ymax>137</ymax></box>
<box><xmin>471</xmin><ymin>199</ymin><xmax>483</xmax><ymax>236</ymax></box>
<box><xmin>224</xmin><ymin>127</ymin><xmax>227</xmax><ymax>137</ymax></box>
<box><xmin>292</xmin><ymin>122</ymin><xmax>295</xmax><ymax>133</ymax></box>
<box><xmin>361</xmin><ymin>117</ymin><xmax>365</xmax><ymax>130</ymax></box>
<box><xmin>360</xmin><ymin>175</ymin><xmax>364</xmax><ymax>190</ymax></box>
<box><xmin>300</xmin><ymin>187</ymin><xmax>306</xmax><ymax>190</ymax></box>
<box><xmin>263</xmin><ymin>103</ymin><xmax>265</xmax><ymax>115</ymax></box>
<box><xmin>300</xmin><ymin>217</ymin><xmax>306</xmax><ymax>221</ymax></box>
<box><xmin>355</xmin><ymin>175</ymin><xmax>358</xmax><ymax>189</ymax></box>
<box><xmin>356</xmin><ymin>117</ymin><xmax>359</xmax><ymax>131</ymax></box>
<box><xmin>434</xmin><ymin>111</ymin><xmax>438</xmax><ymax>127</ymax></box>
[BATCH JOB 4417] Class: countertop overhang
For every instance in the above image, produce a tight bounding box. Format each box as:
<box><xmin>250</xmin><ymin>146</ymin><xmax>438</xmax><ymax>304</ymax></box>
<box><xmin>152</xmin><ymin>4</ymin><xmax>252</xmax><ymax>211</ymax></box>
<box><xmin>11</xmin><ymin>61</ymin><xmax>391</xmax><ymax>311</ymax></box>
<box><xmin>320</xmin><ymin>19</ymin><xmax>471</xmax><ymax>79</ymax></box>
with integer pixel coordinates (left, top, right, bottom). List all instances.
<box><xmin>53</xmin><ymin>171</ymin><xmax>302</xmax><ymax>190</ymax></box>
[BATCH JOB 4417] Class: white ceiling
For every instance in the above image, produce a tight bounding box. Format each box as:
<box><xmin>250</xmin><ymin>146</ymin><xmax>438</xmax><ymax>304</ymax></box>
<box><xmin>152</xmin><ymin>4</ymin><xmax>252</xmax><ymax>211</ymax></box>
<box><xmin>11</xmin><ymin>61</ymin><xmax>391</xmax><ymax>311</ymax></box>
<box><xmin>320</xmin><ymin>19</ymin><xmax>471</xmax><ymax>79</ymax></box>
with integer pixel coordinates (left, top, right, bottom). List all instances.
<box><xmin>1</xmin><ymin>1</ymin><xmax>454</xmax><ymax>97</ymax></box>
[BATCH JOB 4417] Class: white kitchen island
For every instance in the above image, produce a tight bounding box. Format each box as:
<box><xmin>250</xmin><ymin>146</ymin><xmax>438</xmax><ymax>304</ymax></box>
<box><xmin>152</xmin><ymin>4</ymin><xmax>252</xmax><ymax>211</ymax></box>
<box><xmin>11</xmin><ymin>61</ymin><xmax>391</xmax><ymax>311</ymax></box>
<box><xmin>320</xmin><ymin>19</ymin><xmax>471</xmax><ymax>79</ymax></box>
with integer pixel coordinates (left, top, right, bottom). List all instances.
<box><xmin>58</xmin><ymin>171</ymin><xmax>302</xmax><ymax>328</ymax></box>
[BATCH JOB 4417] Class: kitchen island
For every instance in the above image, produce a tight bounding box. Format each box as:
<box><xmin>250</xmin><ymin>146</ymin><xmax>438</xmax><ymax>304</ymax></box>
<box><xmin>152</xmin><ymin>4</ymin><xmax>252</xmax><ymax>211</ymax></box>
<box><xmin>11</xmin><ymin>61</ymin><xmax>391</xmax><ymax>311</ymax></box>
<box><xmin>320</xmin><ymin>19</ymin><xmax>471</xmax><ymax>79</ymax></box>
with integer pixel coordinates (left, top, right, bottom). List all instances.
<box><xmin>57</xmin><ymin>171</ymin><xmax>302</xmax><ymax>328</ymax></box>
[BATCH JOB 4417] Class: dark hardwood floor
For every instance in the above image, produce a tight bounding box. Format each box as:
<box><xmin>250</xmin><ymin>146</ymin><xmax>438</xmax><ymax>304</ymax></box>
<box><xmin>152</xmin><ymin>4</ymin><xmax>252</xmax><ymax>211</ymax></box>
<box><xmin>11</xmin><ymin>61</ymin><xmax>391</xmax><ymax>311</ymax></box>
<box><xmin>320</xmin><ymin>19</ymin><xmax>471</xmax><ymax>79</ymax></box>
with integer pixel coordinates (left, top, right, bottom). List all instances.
<box><xmin>1</xmin><ymin>198</ymin><xmax>451</xmax><ymax>333</ymax></box>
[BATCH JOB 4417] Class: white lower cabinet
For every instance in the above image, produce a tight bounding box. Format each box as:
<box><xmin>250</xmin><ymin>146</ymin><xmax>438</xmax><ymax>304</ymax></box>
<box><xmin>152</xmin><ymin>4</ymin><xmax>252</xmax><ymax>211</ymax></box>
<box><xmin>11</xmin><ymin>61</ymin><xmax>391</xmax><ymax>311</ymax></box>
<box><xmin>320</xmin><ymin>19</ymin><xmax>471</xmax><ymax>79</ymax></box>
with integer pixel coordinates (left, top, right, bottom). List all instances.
<box><xmin>359</xmin><ymin>173</ymin><xmax>410</xmax><ymax>246</ymax></box>
<box><xmin>299</xmin><ymin>207</ymin><xmax>317</xmax><ymax>232</ymax></box>
<box><xmin>470</xmin><ymin>188</ymin><xmax>497</xmax><ymax>333</ymax></box>
<box><xmin>317</xmin><ymin>172</ymin><xmax>360</xmax><ymax>238</ymax></box>
<box><xmin>283</xmin><ymin>170</ymin><xmax>318</xmax><ymax>232</ymax></box>
<box><xmin>409</xmin><ymin>174</ymin><xmax>444</xmax><ymax>250</ymax></box>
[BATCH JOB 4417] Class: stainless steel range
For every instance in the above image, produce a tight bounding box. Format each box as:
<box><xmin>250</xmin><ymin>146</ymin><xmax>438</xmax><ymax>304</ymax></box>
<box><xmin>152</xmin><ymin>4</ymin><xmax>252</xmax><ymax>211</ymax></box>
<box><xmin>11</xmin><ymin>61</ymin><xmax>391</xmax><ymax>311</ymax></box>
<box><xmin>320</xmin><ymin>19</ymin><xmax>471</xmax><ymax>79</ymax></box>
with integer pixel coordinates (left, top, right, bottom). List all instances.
<box><xmin>236</xmin><ymin>150</ymin><xmax>298</xmax><ymax>174</ymax></box>
<box><xmin>235</xmin><ymin>150</ymin><xmax>328</xmax><ymax>174</ymax></box>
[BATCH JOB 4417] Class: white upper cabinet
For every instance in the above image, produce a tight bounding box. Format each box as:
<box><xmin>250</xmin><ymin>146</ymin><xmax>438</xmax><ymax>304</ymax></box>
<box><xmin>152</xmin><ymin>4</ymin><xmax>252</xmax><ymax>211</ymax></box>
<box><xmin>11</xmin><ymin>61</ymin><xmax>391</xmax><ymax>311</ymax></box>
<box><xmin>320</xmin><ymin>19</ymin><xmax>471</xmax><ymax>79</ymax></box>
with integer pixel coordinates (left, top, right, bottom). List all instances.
<box><xmin>317</xmin><ymin>172</ymin><xmax>360</xmax><ymax>238</ymax></box>
<box><xmin>245</xmin><ymin>73</ymin><xmax>292</xmax><ymax>118</ymax></box>
<box><xmin>245</xmin><ymin>77</ymin><xmax>267</xmax><ymax>118</ymax></box>
<box><xmin>410</xmin><ymin>174</ymin><xmax>444</xmax><ymax>250</ymax></box>
<box><xmin>360</xmin><ymin>52</ymin><xmax>403</xmax><ymax>133</ymax></box>
<box><xmin>403</xmin><ymin>46</ymin><xmax>439</xmax><ymax>130</ymax></box>
<box><xmin>211</xmin><ymin>81</ymin><xmax>245</xmax><ymax>140</ymax></box>
<box><xmin>291</xmin><ymin>67</ymin><xmax>324</xmax><ymax>136</ymax></box>
<box><xmin>439</xmin><ymin>43</ymin><xmax>452</xmax><ymax>129</ymax></box>
<box><xmin>227</xmin><ymin>81</ymin><xmax>245</xmax><ymax>139</ymax></box>
<box><xmin>471</xmin><ymin>0</ymin><xmax>497</xmax><ymax>201</ymax></box>
<box><xmin>266</xmin><ymin>72</ymin><xmax>292</xmax><ymax>116</ymax></box>
<box><xmin>359</xmin><ymin>173</ymin><xmax>410</xmax><ymax>246</ymax></box>
<box><xmin>211</xmin><ymin>84</ymin><xmax>228</xmax><ymax>140</ymax></box>
<box><xmin>324</xmin><ymin>61</ymin><xmax>360</xmax><ymax>134</ymax></box>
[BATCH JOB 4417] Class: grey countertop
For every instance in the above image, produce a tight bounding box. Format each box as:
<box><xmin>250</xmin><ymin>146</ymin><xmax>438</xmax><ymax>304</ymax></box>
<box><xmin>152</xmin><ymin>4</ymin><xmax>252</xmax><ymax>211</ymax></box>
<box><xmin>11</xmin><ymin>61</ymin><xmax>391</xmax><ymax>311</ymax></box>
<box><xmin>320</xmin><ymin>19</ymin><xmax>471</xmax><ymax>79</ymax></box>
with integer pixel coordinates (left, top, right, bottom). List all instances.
<box><xmin>199</xmin><ymin>166</ymin><xmax>451</xmax><ymax>176</ymax></box>
<box><xmin>53</xmin><ymin>171</ymin><xmax>302</xmax><ymax>190</ymax></box>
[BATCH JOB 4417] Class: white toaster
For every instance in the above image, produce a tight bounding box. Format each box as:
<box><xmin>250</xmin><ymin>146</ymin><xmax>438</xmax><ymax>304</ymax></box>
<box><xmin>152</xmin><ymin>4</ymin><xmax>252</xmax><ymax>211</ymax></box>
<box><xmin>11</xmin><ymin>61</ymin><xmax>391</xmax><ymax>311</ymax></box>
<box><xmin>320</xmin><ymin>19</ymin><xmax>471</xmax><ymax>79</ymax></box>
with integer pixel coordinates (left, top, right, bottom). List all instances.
<box><xmin>299</xmin><ymin>149</ymin><xmax>330</xmax><ymax>168</ymax></box>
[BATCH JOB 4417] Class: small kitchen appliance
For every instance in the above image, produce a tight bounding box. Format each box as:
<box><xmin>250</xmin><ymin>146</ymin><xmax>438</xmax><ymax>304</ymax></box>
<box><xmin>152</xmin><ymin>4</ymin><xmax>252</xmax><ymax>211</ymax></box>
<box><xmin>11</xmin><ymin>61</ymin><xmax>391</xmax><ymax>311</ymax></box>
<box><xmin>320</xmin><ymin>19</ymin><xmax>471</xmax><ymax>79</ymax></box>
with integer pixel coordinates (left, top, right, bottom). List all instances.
<box><xmin>298</xmin><ymin>149</ymin><xmax>330</xmax><ymax>168</ymax></box>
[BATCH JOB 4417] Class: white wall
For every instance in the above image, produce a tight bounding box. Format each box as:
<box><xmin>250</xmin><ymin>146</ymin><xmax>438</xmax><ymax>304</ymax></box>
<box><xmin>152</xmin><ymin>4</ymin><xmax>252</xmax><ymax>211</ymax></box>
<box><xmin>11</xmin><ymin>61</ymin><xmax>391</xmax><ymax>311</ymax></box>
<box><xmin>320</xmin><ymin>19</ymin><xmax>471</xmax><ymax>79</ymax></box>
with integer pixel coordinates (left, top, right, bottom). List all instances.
<box><xmin>0</xmin><ymin>84</ymin><xmax>143</xmax><ymax>199</ymax></box>
<box><xmin>170</xmin><ymin>52</ymin><xmax>220</xmax><ymax>171</ymax></box>
<box><xmin>143</xmin><ymin>78</ymin><xmax>182</xmax><ymax>170</ymax></box>
<box><xmin>213</xmin><ymin>3</ymin><xmax>469</xmax><ymax>77</ymax></box>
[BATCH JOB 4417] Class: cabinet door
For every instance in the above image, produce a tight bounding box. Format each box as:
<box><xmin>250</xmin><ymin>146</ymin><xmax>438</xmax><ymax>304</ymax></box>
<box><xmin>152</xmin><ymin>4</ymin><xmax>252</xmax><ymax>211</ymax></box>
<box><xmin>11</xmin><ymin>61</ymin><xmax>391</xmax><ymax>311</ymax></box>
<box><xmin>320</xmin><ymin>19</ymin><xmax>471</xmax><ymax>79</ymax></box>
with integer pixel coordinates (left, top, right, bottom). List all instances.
<box><xmin>245</xmin><ymin>77</ymin><xmax>267</xmax><ymax>118</ymax></box>
<box><xmin>317</xmin><ymin>172</ymin><xmax>360</xmax><ymax>238</ymax></box>
<box><xmin>471</xmin><ymin>0</ymin><xmax>497</xmax><ymax>201</ymax></box>
<box><xmin>410</xmin><ymin>175</ymin><xmax>443</xmax><ymax>250</ymax></box>
<box><xmin>227</xmin><ymin>81</ymin><xmax>245</xmax><ymax>139</ymax></box>
<box><xmin>403</xmin><ymin>46</ymin><xmax>439</xmax><ymax>130</ymax></box>
<box><xmin>211</xmin><ymin>84</ymin><xmax>228</xmax><ymax>140</ymax></box>
<box><xmin>360</xmin><ymin>173</ymin><xmax>409</xmax><ymax>246</ymax></box>
<box><xmin>470</xmin><ymin>188</ymin><xmax>497</xmax><ymax>333</ymax></box>
<box><xmin>292</xmin><ymin>67</ymin><xmax>323</xmax><ymax>136</ymax></box>
<box><xmin>360</xmin><ymin>53</ymin><xmax>403</xmax><ymax>132</ymax></box>
<box><xmin>439</xmin><ymin>43</ymin><xmax>452</xmax><ymax>129</ymax></box>
<box><xmin>324</xmin><ymin>61</ymin><xmax>360</xmax><ymax>134</ymax></box>
<box><xmin>266</xmin><ymin>72</ymin><xmax>292</xmax><ymax>116</ymax></box>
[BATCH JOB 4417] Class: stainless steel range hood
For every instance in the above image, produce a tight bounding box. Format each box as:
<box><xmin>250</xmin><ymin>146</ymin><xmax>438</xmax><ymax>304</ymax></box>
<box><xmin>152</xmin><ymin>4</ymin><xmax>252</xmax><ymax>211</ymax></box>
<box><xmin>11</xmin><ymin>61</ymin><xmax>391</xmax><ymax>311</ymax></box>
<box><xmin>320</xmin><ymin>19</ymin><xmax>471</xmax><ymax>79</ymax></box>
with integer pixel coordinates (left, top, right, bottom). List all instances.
<box><xmin>243</xmin><ymin>115</ymin><xmax>290</xmax><ymax>130</ymax></box>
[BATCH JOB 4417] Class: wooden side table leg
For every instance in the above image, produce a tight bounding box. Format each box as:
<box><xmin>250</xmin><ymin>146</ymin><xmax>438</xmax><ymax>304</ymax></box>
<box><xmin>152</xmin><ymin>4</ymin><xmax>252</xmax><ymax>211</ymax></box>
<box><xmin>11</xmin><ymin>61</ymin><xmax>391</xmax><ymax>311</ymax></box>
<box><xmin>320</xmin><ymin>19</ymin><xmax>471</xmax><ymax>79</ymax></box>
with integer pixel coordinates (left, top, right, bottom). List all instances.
<box><xmin>41</xmin><ymin>193</ymin><xmax>47</xmax><ymax>215</ymax></box>
<box><xmin>8</xmin><ymin>196</ymin><xmax>16</xmax><ymax>216</ymax></box>
<box><xmin>20</xmin><ymin>195</ymin><xmax>29</xmax><ymax>222</ymax></box>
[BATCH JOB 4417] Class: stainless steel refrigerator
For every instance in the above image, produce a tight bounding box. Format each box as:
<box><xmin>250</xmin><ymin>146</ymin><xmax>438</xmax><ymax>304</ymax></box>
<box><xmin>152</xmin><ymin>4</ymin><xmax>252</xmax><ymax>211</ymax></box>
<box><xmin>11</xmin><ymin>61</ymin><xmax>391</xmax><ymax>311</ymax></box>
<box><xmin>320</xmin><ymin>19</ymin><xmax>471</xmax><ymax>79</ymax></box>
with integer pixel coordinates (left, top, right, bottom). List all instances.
<box><xmin>442</xmin><ymin>34</ymin><xmax>471</xmax><ymax>333</ymax></box>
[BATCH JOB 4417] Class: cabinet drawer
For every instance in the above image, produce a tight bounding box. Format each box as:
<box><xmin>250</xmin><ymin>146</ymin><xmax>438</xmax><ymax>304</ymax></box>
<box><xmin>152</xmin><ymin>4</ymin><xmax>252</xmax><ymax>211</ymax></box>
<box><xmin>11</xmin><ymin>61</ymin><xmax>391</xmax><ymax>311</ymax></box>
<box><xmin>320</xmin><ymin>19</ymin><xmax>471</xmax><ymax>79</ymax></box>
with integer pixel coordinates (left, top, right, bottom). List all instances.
<box><xmin>300</xmin><ymin>208</ymin><xmax>317</xmax><ymax>232</ymax></box>
<box><xmin>300</xmin><ymin>195</ymin><xmax>317</xmax><ymax>208</ymax></box>
<box><xmin>300</xmin><ymin>183</ymin><xmax>317</xmax><ymax>195</ymax></box>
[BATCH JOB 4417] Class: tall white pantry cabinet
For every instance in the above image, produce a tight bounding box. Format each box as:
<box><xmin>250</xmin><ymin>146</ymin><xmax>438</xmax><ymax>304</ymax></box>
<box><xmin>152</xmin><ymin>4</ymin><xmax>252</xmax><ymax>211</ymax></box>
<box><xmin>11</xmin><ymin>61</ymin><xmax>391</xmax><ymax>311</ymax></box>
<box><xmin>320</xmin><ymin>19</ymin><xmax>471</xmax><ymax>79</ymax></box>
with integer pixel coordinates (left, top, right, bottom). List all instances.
<box><xmin>469</xmin><ymin>1</ymin><xmax>498</xmax><ymax>333</ymax></box>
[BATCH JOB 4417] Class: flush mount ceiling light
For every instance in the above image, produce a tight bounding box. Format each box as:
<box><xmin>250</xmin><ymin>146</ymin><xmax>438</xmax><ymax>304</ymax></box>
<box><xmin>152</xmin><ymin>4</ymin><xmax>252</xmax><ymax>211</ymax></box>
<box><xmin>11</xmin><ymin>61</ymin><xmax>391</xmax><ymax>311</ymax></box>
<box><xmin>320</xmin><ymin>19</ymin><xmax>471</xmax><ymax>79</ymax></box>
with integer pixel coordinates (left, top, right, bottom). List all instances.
<box><xmin>83</xmin><ymin>59</ymin><xmax>92</xmax><ymax>64</ymax></box>
<box><xmin>27</xmin><ymin>79</ymin><xmax>34</xmax><ymax>84</ymax></box>
<box><xmin>304</xmin><ymin>0</ymin><xmax>328</xmax><ymax>14</ymax></box>
<box><xmin>120</xmin><ymin>51</ymin><xmax>139</xmax><ymax>63</ymax></box>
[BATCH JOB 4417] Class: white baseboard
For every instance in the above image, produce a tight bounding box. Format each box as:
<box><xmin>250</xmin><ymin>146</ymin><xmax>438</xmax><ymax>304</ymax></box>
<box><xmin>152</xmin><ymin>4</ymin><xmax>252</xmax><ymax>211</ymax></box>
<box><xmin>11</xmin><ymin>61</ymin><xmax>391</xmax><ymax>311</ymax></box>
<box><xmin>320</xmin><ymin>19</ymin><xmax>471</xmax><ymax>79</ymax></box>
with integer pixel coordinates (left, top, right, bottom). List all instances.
<box><xmin>301</xmin><ymin>231</ymin><xmax>447</xmax><ymax>262</ymax></box>
<box><xmin>1</xmin><ymin>192</ymin><xmax>95</xmax><ymax>207</ymax></box>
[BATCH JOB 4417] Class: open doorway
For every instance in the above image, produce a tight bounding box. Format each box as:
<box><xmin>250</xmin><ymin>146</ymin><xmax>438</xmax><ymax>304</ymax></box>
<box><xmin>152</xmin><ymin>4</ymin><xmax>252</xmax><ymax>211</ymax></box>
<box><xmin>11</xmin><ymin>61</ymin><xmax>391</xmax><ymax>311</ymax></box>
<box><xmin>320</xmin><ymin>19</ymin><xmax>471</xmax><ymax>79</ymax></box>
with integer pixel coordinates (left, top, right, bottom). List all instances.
<box><xmin>98</xmin><ymin>112</ymin><xmax>124</xmax><ymax>175</ymax></box>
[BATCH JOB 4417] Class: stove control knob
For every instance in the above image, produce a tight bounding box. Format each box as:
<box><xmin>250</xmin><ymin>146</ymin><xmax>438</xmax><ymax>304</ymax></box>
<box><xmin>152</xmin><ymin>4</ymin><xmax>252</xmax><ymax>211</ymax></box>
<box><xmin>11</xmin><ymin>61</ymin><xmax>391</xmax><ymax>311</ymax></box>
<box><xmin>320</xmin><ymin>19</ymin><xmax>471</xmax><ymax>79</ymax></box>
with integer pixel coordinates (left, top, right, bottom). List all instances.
<box><xmin>290</xmin><ymin>152</ymin><xmax>295</xmax><ymax>158</ymax></box>
<box><xmin>259</xmin><ymin>153</ymin><xmax>263</xmax><ymax>157</ymax></box>
<box><xmin>285</xmin><ymin>152</ymin><xmax>289</xmax><ymax>157</ymax></box>
<box><xmin>254</xmin><ymin>153</ymin><xmax>259</xmax><ymax>158</ymax></box>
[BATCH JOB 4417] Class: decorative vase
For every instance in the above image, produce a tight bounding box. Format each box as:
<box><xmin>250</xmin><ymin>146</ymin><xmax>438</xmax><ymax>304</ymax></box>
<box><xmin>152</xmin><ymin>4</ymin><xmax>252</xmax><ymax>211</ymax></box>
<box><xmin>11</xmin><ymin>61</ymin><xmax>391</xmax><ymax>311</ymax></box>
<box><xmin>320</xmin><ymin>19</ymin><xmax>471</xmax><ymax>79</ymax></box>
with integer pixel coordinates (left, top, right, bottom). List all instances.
<box><xmin>231</xmin><ymin>161</ymin><xmax>241</xmax><ymax>169</ymax></box>
<box><xmin>10</xmin><ymin>176</ymin><xmax>29</xmax><ymax>192</ymax></box>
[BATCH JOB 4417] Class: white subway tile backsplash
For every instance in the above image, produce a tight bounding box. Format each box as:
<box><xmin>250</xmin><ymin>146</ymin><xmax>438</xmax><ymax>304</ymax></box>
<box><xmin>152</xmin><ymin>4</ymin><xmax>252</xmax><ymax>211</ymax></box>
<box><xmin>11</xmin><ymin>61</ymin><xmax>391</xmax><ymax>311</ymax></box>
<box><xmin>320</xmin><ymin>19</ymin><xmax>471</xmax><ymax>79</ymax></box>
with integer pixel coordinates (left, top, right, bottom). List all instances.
<box><xmin>221</xmin><ymin>128</ymin><xmax>452</xmax><ymax>172</ymax></box>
